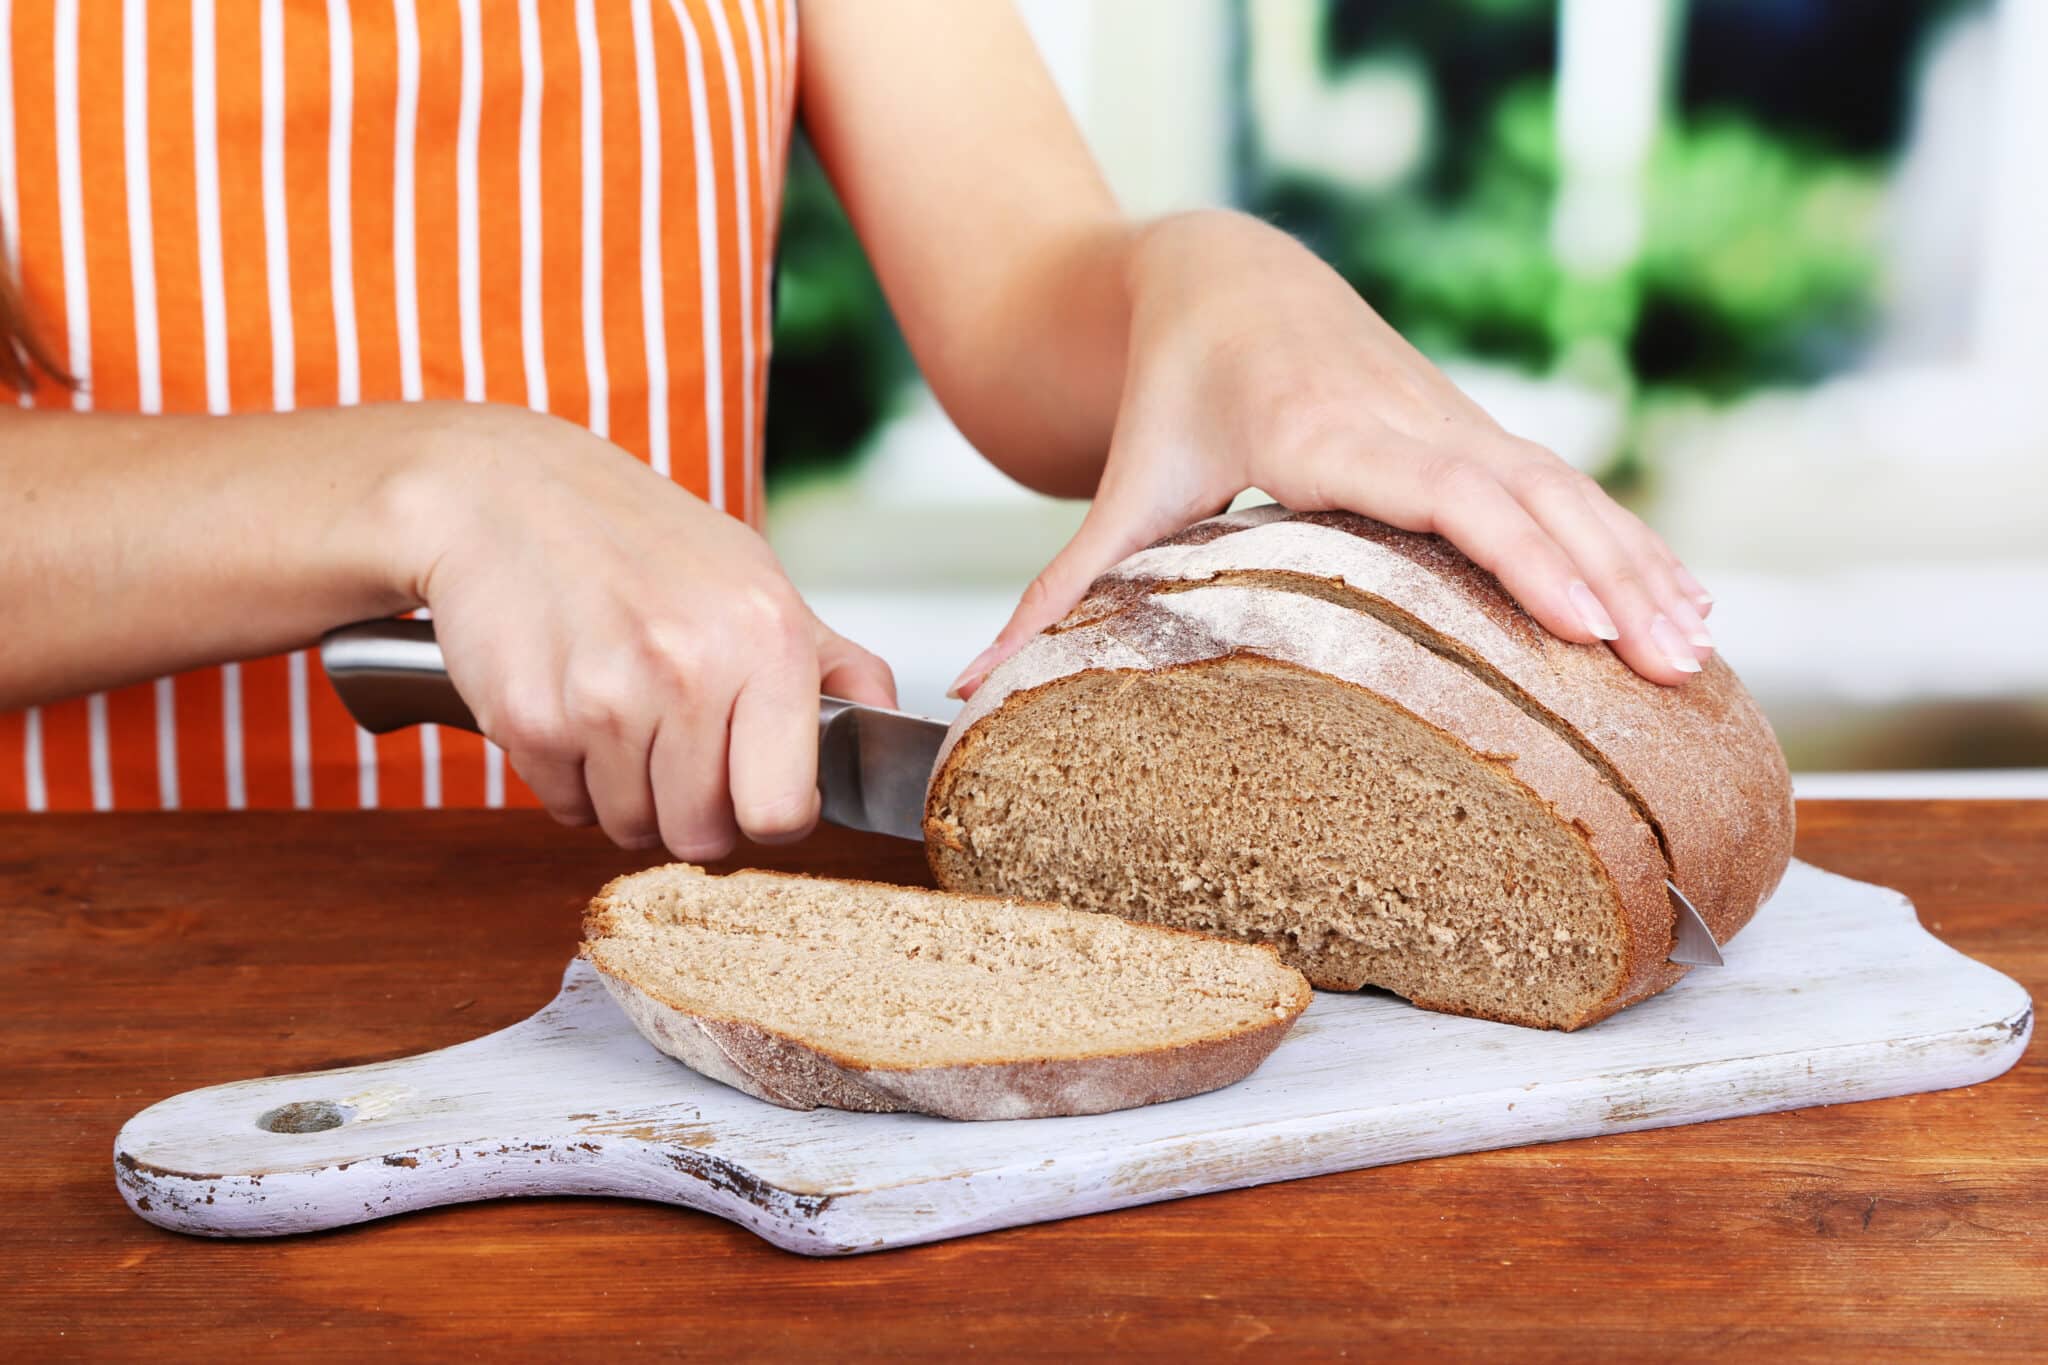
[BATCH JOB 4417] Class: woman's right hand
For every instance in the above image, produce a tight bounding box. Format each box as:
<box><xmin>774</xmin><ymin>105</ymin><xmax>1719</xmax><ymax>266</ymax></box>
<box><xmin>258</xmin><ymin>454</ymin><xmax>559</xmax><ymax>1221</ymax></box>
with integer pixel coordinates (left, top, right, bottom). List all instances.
<box><xmin>394</xmin><ymin>403</ymin><xmax>897</xmax><ymax>859</ymax></box>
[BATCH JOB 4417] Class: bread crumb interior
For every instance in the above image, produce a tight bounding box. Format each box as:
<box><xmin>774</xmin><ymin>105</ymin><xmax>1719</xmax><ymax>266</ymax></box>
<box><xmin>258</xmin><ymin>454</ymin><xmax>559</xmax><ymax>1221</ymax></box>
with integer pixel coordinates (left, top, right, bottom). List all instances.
<box><xmin>929</xmin><ymin>657</ymin><xmax>1624</xmax><ymax>1025</ymax></box>
<box><xmin>585</xmin><ymin>871</ymin><xmax>1306</xmax><ymax>1069</ymax></box>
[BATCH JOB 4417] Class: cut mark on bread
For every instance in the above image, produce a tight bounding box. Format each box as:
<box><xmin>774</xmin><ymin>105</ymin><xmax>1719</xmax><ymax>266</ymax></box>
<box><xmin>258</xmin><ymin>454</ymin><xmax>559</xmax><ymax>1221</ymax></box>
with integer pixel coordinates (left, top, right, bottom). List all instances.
<box><xmin>1145</xmin><ymin>569</ymin><xmax>1678</xmax><ymax>882</ymax></box>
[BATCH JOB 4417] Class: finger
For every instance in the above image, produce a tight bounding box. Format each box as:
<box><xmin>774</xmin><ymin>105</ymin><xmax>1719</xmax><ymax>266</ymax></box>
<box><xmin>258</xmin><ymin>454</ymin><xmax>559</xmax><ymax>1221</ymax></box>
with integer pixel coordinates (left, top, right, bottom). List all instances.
<box><xmin>506</xmin><ymin>749</ymin><xmax>596</xmax><ymax>829</ymax></box>
<box><xmin>727</xmin><ymin>638</ymin><xmax>823</xmax><ymax>846</ymax></box>
<box><xmin>1490</xmin><ymin>451</ymin><xmax>1702</xmax><ymax>683</ymax></box>
<box><xmin>1581</xmin><ymin>493</ymin><xmax>1712</xmax><ymax>626</ymax></box>
<box><xmin>815</xmin><ymin>618</ymin><xmax>898</xmax><ymax>710</ymax></box>
<box><xmin>950</xmin><ymin>466</ymin><xmax>1216</xmax><ymax>701</ymax></box>
<box><xmin>582</xmin><ymin>729</ymin><xmax>661</xmax><ymax>850</ymax></box>
<box><xmin>556</xmin><ymin>659</ymin><xmax>662</xmax><ymax>847</ymax></box>
<box><xmin>650</xmin><ymin>706</ymin><xmax>738</xmax><ymax>864</ymax></box>
<box><xmin>1313</xmin><ymin>434</ymin><xmax>1616</xmax><ymax>648</ymax></box>
<box><xmin>1672</xmin><ymin>560</ymin><xmax>1715</xmax><ymax>618</ymax></box>
<box><xmin>1477</xmin><ymin>440</ymin><xmax>1715</xmax><ymax>661</ymax></box>
<box><xmin>486</xmin><ymin>682</ymin><xmax>598</xmax><ymax>826</ymax></box>
<box><xmin>1583</xmin><ymin>495</ymin><xmax>1715</xmax><ymax>657</ymax></box>
<box><xmin>1577</xmin><ymin>486</ymin><xmax>1716</xmax><ymax>618</ymax></box>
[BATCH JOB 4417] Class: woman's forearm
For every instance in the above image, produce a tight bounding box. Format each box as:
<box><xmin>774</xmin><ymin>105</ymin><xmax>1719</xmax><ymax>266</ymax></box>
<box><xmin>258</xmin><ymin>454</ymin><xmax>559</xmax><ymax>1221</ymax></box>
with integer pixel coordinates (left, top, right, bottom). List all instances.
<box><xmin>956</xmin><ymin>219</ymin><xmax>1138</xmax><ymax>497</ymax></box>
<box><xmin>0</xmin><ymin>401</ymin><xmax>469</xmax><ymax>709</ymax></box>
<box><xmin>3</xmin><ymin>391</ymin><xmax>906</xmax><ymax>855</ymax></box>
<box><xmin>799</xmin><ymin>0</ymin><xmax>1134</xmax><ymax>497</ymax></box>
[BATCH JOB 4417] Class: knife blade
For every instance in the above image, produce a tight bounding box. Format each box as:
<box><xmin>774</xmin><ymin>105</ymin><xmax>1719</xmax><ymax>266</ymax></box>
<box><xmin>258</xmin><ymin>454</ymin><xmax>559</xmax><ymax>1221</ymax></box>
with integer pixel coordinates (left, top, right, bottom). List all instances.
<box><xmin>318</xmin><ymin>619</ymin><xmax>946</xmax><ymax>842</ymax></box>
<box><xmin>1665</xmin><ymin>880</ymin><xmax>1724</xmax><ymax>967</ymax></box>
<box><xmin>322</xmin><ymin>619</ymin><xmax>1720</xmax><ymax>966</ymax></box>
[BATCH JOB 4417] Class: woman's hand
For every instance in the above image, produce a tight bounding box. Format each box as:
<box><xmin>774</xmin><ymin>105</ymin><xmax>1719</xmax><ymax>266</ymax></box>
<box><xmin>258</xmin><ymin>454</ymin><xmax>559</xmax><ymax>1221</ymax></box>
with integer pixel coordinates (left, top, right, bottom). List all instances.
<box><xmin>796</xmin><ymin>6</ymin><xmax>1704</xmax><ymax>693</ymax></box>
<box><xmin>404</xmin><ymin>405</ymin><xmax>896</xmax><ymax>858</ymax></box>
<box><xmin>949</xmin><ymin>211</ymin><xmax>1716</xmax><ymax>697</ymax></box>
<box><xmin>0</xmin><ymin>396</ymin><xmax>886</xmax><ymax>851</ymax></box>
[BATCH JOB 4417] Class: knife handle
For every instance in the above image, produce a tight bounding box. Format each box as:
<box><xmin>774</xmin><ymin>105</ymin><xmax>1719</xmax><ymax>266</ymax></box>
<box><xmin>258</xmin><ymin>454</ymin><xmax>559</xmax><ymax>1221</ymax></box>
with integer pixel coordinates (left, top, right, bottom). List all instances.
<box><xmin>319</xmin><ymin>619</ymin><xmax>482</xmax><ymax>734</ymax></box>
<box><xmin>320</xmin><ymin>619</ymin><xmax>860</xmax><ymax>737</ymax></box>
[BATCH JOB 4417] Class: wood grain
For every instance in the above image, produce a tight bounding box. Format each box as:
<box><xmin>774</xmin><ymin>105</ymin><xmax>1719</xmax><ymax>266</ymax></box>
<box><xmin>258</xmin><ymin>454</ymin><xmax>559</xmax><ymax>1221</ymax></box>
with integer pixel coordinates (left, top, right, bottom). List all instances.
<box><xmin>2</xmin><ymin>801</ymin><xmax>2042</xmax><ymax>1361</ymax></box>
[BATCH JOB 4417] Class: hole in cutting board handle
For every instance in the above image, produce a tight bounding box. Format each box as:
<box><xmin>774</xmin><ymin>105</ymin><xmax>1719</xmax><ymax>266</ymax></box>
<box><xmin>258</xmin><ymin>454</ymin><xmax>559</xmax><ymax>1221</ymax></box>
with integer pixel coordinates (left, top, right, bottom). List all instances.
<box><xmin>256</xmin><ymin>1099</ymin><xmax>355</xmax><ymax>1133</ymax></box>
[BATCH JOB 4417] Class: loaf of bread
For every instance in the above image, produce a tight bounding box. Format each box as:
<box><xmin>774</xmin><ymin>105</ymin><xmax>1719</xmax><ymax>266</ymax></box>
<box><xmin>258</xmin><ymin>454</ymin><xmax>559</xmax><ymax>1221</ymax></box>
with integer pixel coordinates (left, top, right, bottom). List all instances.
<box><xmin>582</xmin><ymin>864</ymin><xmax>1312</xmax><ymax>1120</ymax></box>
<box><xmin>925</xmin><ymin>506</ymin><xmax>1794</xmax><ymax>1031</ymax></box>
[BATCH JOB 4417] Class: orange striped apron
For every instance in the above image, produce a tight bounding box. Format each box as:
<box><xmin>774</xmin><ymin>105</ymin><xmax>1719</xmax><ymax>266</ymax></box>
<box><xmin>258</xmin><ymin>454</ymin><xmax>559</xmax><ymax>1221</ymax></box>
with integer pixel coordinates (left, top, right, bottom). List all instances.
<box><xmin>1</xmin><ymin>0</ymin><xmax>796</xmax><ymax>811</ymax></box>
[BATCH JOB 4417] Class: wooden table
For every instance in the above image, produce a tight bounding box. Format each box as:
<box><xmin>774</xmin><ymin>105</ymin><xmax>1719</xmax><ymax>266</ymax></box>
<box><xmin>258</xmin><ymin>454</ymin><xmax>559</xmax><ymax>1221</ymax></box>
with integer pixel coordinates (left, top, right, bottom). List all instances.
<box><xmin>2</xmin><ymin>801</ymin><xmax>2040</xmax><ymax>1360</ymax></box>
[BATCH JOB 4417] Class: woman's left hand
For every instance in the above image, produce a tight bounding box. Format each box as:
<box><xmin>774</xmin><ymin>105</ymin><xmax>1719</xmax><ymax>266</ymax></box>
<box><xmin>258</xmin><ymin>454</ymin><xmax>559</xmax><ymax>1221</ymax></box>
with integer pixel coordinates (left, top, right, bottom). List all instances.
<box><xmin>949</xmin><ymin>210</ymin><xmax>1717</xmax><ymax>697</ymax></box>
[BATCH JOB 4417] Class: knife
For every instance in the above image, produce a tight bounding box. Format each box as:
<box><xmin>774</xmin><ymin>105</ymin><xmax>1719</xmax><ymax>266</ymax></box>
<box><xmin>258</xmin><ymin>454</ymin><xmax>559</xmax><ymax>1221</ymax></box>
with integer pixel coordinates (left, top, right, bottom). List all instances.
<box><xmin>1665</xmin><ymin>881</ymin><xmax>1724</xmax><ymax>967</ymax></box>
<box><xmin>318</xmin><ymin>619</ymin><xmax>1721</xmax><ymax>965</ymax></box>
<box><xmin>318</xmin><ymin>619</ymin><xmax>943</xmax><ymax>841</ymax></box>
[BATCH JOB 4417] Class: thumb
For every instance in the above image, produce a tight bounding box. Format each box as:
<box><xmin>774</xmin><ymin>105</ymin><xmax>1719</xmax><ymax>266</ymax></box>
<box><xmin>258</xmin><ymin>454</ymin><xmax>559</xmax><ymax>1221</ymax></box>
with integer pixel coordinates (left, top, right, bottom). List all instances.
<box><xmin>948</xmin><ymin>469</ymin><xmax>1208</xmax><ymax>701</ymax></box>
<box><xmin>813</xmin><ymin>615</ymin><xmax>899</xmax><ymax>710</ymax></box>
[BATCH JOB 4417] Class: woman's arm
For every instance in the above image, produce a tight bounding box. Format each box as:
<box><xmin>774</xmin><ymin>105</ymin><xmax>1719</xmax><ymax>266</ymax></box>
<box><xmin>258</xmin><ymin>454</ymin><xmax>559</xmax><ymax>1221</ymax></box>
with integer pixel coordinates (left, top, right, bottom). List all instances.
<box><xmin>1</xmin><ymin>401</ymin><xmax>894</xmax><ymax>855</ymax></box>
<box><xmin>796</xmin><ymin>0</ymin><xmax>1130</xmax><ymax>497</ymax></box>
<box><xmin>0</xmin><ymin>404</ymin><xmax>425</xmax><ymax>708</ymax></box>
<box><xmin>799</xmin><ymin>0</ymin><xmax>1718</xmax><ymax>689</ymax></box>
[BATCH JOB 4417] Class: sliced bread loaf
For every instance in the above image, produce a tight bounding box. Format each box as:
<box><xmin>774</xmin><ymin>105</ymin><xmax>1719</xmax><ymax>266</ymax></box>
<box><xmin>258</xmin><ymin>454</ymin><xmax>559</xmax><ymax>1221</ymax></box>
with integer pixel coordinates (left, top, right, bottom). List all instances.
<box><xmin>925</xmin><ymin>509</ymin><xmax>1794</xmax><ymax>1031</ymax></box>
<box><xmin>581</xmin><ymin>864</ymin><xmax>1312</xmax><ymax>1120</ymax></box>
<box><xmin>1055</xmin><ymin>505</ymin><xmax>1794</xmax><ymax>945</ymax></box>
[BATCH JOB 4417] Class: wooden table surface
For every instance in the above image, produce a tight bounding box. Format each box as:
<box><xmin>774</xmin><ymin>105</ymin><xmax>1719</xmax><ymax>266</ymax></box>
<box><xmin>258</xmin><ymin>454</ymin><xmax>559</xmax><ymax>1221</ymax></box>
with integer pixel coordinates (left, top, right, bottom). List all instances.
<box><xmin>2</xmin><ymin>800</ymin><xmax>2040</xmax><ymax>1361</ymax></box>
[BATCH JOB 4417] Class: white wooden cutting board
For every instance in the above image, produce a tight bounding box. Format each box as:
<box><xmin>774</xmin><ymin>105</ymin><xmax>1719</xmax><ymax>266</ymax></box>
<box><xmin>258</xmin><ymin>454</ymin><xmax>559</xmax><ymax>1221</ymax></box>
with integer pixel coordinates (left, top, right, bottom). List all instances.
<box><xmin>115</xmin><ymin>860</ymin><xmax>2032</xmax><ymax>1255</ymax></box>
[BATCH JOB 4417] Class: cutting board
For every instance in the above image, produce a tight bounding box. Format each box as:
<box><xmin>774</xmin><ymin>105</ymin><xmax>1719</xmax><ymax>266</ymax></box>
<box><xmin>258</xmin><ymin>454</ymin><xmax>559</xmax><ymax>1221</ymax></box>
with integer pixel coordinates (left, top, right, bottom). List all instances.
<box><xmin>116</xmin><ymin>860</ymin><xmax>2032</xmax><ymax>1255</ymax></box>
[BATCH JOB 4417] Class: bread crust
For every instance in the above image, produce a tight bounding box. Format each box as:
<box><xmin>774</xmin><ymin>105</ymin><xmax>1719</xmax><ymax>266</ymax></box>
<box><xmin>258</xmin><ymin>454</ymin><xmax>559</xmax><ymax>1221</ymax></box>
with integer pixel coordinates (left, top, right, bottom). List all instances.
<box><xmin>581</xmin><ymin>865</ymin><xmax>1312</xmax><ymax>1121</ymax></box>
<box><xmin>927</xmin><ymin>586</ymin><xmax>1676</xmax><ymax>1029</ymax></box>
<box><xmin>1053</xmin><ymin>507</ymin><xmax>1794</xmax><ymax>945</ymax></box>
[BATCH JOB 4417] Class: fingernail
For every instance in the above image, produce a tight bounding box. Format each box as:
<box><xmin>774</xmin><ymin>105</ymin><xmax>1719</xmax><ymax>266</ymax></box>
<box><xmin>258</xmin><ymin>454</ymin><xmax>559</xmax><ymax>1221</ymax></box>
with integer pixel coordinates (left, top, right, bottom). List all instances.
<box><xmin>1674</xmin><ymin>564</ymin><xmax>1714</xmax><ymax>610</ymax></box>
<box><xmin>1673</xmin><ymin>597</ymin><xmax>1715</xmax><ymax>651</ymax></box>
<box><xmin>946</xmin><ymin>641</ymin><xmax>1004</xmax><ymax>700</ymax></box>
<box><xmin>1568</xmin><ymin>581</ymin><xmax>1619</xmax><ymax>641</ymax></box>
<box><xmin>1651</xmin><ymin>616</ymin><xmax>1702</xmax><ymax>672</ymax></box>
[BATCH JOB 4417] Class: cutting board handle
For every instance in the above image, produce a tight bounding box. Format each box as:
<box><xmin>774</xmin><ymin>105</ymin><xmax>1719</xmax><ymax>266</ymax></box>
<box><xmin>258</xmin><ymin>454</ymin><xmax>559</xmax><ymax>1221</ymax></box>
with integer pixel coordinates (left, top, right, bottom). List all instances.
<box><xmin>114</xmin><ymin>962</ymin><xmax>845</xmax><ymax>1249</ymax></box>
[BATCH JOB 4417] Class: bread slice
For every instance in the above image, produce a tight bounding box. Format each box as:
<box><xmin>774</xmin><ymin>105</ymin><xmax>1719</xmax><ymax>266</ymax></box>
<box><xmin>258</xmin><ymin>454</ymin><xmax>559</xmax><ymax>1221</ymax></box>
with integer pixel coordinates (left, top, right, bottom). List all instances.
<box><xmin>926</xmin><ymin>510</ymin><xmax>1794</xmax><ymax>1031</ymax></box>
<box><xmin>581</xmin><ymin>864</ymin><xmax>1312</xmax><ymax>1120</ymax></box>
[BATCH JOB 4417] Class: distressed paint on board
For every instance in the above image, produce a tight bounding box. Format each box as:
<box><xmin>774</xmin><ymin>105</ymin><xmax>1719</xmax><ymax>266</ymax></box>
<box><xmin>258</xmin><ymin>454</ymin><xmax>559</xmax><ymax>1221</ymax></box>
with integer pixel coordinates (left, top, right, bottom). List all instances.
<box><xmin>115</xmin><ymin>861</ymin><xmax>2032</xmax><ymax>1255</ymax></box>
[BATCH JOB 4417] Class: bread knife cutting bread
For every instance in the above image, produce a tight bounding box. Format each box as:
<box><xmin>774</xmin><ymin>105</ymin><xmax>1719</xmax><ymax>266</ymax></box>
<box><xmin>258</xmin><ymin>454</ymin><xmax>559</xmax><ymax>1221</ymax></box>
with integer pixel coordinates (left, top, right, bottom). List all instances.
<box><xmin>323</xmin><ymin>506</ymin><xmax>1794</xmax><ymax>1109</ymax></box>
